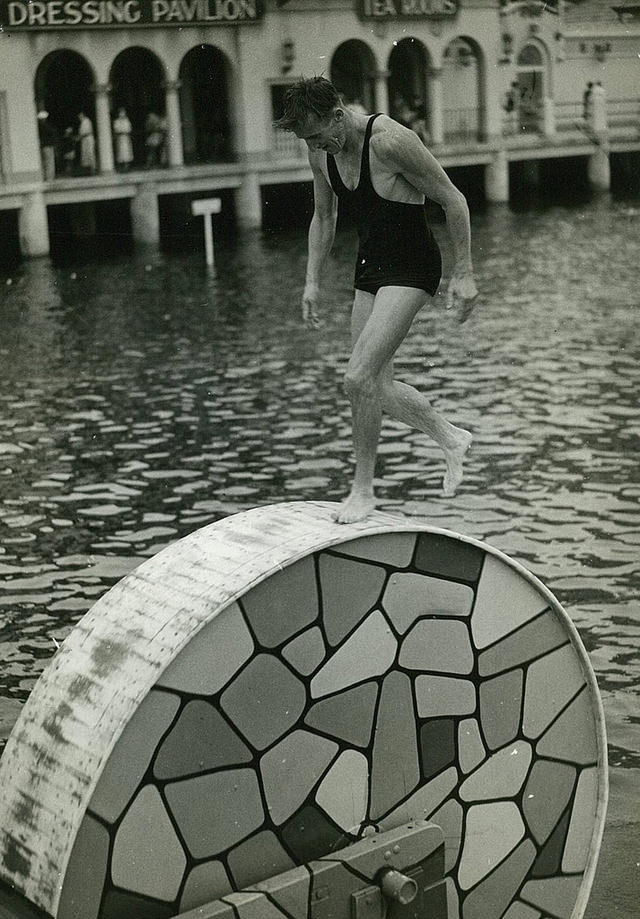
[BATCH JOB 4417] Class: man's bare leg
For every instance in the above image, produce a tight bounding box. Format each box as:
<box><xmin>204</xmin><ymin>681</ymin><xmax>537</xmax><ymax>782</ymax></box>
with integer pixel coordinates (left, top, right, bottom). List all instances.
<box><xmin>336</xmin><ymin>287</ymin><xmax>427</xmax><ymax>524</ymax></box>
<box><xmin>335</xmin><ymin>287</ymin><xmax>472</xmax><ymax>523</ymax></box>
<box><xmin>336</xmin><ymin>371</ymin><xmax>381</xmax><ymax>524</ymax></box>
<box><xmin>382</xmin><ymin>380</ymin><xmax>472</xmax><ymax>496</ymax></box>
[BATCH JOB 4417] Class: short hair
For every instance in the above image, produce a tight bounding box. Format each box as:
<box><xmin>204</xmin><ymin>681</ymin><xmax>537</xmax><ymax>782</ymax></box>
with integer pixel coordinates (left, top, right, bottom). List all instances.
<box><xmin>274</xmin><ymin>77</ymin><xmax>342</xmax><ymax>132</ymax></box>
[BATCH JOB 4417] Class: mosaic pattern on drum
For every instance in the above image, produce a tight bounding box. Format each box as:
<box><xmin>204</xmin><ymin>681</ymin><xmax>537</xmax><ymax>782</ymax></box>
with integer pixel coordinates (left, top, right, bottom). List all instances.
<box><xmin>58</xmin><ymin>531</ymin><xmax>601</xmax><ymax>919</ymax></box>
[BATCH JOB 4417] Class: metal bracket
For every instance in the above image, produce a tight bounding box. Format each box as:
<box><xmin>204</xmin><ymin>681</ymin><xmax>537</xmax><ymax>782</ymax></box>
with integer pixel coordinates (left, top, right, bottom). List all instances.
<box><xmin>351</xmin><ymin>865</ymin><xmax>448</xmax><ymax>919</ymax></box>
<box><xmin>351</xmin><ymin>885</ymin><xmax>385</xmax><ymax>919</ymax></box>
<box><xmin>173</xmin><ymin>820</ymin><xmax>446</xmax><ymax>919</ymax></box>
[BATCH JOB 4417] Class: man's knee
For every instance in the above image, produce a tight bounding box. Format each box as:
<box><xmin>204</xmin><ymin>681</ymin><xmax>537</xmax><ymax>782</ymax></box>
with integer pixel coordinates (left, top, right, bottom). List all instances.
<box><xmin>344</xmin><ymin>364</ymin><xmax>378</xmax><ymax>401</ymax></box>
<box><xmin>343</xmin><ymin>367</ymin><xmax>360</xmax><ymax>400</ymax></box>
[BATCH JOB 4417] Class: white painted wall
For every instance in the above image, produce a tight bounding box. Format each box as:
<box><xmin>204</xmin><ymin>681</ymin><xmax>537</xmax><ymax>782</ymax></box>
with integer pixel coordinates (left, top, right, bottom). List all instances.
<box><xmin>0</xmin><ymin>1</ymin><xmax>639</xmax><ymax>187</ymax></box>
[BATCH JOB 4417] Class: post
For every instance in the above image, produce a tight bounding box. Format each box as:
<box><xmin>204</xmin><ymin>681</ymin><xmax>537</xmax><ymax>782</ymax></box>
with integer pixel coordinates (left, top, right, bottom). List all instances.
<box><xmin>191</xmin><ymin>197</ymin><xmax>222</xmax><ymax>270</ymax></box>
<box><xmin>19</xmin><ymin>190</ymin><xmax>50</xmax><ymax>257</ymax></box>
<box><xmin>427</xmin><ymin>67</ymin><xmax>444</xmax><ymax>145</ymax></box>
<box><xmin>93</xmin><ymin>83</ymin><xmax>114</xmax><ymax>174</ymax></box>
<box><xmin>543</xmin><ymin>96</ymin><xmax>556</xmax><ymax>137</ymax></box>
<box><xmin>131</xmin><ymin>182</ymin><xmax>160</xmax><ymax>247</ymax></box>
<box><xmin>373</xmin><ymin>69</ymin><xmax>390</xmax><ymax>114</ymax></box>
<box><xmin>485</xmin><ymin>149</ymin><xmax>509</xmax><ymax>202</ymax></box>
<box><xmin>164</xmin><ymin>80</ymin><xmax>184</xmax><ymax>167</ymax></box>
<box><xmin>236</xmin><ymin>172</ymin><xmax>262</xmax><ymax>229</ymax></box>
<box><xmin>203</xmin><ymin>213</ymin><xmax>214</xmax><ymax>267</ymax></box>
<box><xmin>588</xmin><ymin>143</ymin><xmax>611</xmax><ymax>192</ymax></box>
<box><xmin>587</xmin><ymin>82</ymin><xmax>610</xmax><ymax>191</ymax></box>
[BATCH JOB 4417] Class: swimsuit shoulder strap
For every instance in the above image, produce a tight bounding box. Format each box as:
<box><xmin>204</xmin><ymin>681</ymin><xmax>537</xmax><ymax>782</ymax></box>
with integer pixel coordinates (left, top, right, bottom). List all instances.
<box><xmin>326</xmin><ymin>148</ymin><xmax>344</xmax><ymax>195</ymax></box>
<box><xmin>359</xmin><ymin>113</ymin><xmax>381</xmax><ymax>190</ymax></box>
<box><xmin>327</xmin><ymin>113</ymin><xmax>381</xmax><ymax>195</ymax></box>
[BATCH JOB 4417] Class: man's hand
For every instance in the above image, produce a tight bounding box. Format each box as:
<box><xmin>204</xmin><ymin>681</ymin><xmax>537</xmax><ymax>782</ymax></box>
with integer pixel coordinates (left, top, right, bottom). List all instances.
<box><xmin>302</xmin><ymin>282</ymin><xmax>321</xmax><ymax>329</ymax></box>
<box><xmin>445</xmin><ymin>273</ymin><xmax>478</xmax><ymax>323</ymax></box>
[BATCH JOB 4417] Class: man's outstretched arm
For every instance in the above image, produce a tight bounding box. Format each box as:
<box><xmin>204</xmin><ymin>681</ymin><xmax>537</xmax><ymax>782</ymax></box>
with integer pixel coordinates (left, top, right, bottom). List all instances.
<box><xmin>374</xmin><ymin>128</ymin><xmax>478</xmax><ymax>315</ymax></box>
<box><xmin>303</xmin><ymin>155</ymin><xmax>338</xmax><ymax>328</ymax></box>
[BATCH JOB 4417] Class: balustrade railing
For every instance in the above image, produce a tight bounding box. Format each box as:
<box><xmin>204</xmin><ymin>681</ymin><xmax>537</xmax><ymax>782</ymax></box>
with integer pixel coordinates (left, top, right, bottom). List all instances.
<box><xmin>501</xmin><ymin>103</ymin><xmax>544</xmax><ymax>137</ymax></box>
<box><xmin>443</xmin><ymin>107</ymin><xmax>481</xmax><ymax>142</ymax></box>
<box><xmin>271</xmin><ymin>129</ymin><xmax>307</xmax><ymax>161</ymax></box>
<box><xmin>608</xmin><ymin>98</ymin><xmax>640</xmax><ymax>133</ymax></box>
<box><xmin>555</xmin><ymin>100</ymin><xmax>584</xmax><ymax>134</ymax></box>
<box><xmin>556</xmin><ymin>97</ymin><xmax>640</xmax><ymax>138</ymax></box>
<box><xmin>267</xmin><ymin>99</ymin><xmax>640</xmax><ymax>162</ymax></box>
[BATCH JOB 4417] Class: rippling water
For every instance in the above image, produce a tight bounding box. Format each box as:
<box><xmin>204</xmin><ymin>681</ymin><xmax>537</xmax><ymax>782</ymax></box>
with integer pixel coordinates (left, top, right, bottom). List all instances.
<box><xmin>1</xmin><ymin>196</ymin><xmax>639</xmax><ymax>780</ymax></box>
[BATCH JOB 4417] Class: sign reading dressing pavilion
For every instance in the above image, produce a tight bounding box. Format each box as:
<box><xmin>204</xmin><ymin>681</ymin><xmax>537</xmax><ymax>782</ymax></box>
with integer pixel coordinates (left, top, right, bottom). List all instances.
<box><xmin>356</xmin><ymin>0</ymin><xmax>459</xmax><ymax>20</ymax></box>
<box><xmin>0</xmin><ymin>0</ymin><xmax>263</xmax><ymax>29</ymax></box>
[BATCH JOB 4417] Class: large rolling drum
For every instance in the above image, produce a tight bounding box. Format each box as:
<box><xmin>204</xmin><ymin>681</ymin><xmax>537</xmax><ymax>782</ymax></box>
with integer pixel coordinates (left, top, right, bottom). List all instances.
<box><xmin>0</xmin><ymin>502</ymin><xmax>607</xmax><ymax>919</ymax></box>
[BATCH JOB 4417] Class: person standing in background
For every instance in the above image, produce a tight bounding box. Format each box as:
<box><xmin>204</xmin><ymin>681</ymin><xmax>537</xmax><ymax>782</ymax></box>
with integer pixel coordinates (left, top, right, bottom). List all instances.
<box><xmin>583</xmin><ymin>82</ymin><xmax>593</xmax><ymax>123</ymax></box>
<box><xmin>393</xmin><ymin>94</ymin><xmax>428</xmax><ymax>145</ymax></box>
<box><xmin>77</xmin><ymin>112</ymin><xmax>96</xmax><ymax>174</ymax></box>
<box><xmin>409</xmin><ymin>96</ymin><xmax>430</xmax><ymax>146</ymax></box>
<box><xmin>145</xmin><ymin>111</ymin><xmax>166</xmax><ymax>168</ymax></box>
<box><xmin>113</xmin><ymin>107</ymin><xmax>134</xmax><ymax>171</ymax></box>
<box><xmin>61</xmin><ymin>126</ymin><xmax>76</xmax><ymax>175</ymax></box>
<box><xmin>590</xmin><ymin>81</ymin><xmax>607</xmax><ymax>134</ymax></box>
<box><xmin>37</xmin><ymin>109</ymin><xmax>57</xmax><ymax>181</ymax></box>
<box><xmin>503</xmin><ymin>81</ymin><xmax>519</xmax><ymax>135</ymax></box>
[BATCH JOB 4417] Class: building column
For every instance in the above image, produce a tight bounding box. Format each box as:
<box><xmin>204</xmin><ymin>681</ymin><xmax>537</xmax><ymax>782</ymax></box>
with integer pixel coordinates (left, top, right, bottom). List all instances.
<box><xmin>588</xmin><ymin>140</ymin><xmax>611</xmax><ymax>192</ymax></box>
<box><xmin>542</xmin><ymin>97</ymin><xmax>556</xmax><ymax>137</ymax></box>
<box><xmin>93</xmin><ymin>83</ymin><xmax>114</xmax><ymax>174</ymax></box>
<box><xmin>19</xmin><ymin>190</ymin><xmax>50</xmax><ymax>257</ymax></box>
<box><xmin>372</xmin><ymin>70</ymin><xmax>390</xmax><ymax>114</ymax></box>
<box><xmin>427</xmin><ymin>67</ymin><xmax>444</xmax><ymax>145</ymax></box>
<box><xmin>586</xmin><ymin>82</ymin><xmax>610</xmax><ymax>190</ymax></box>
<box><xmin>485</xmin><ymin>149</ymin><xmax>509</xmax><ymax>202</ymax></box>
<box><xmin>164</xmin><ymin>80</ymin><xmax>184</xmax><ymax>167</ymax></box>
<box><xmin>131</xmin><ymin>182</ymin><xmax>160</xmax><ymax>246</ymax></box>
<box><xmin>236</xmin><ymin>172</ymin><xmax>262</xmax><ymax>229</ymax></box>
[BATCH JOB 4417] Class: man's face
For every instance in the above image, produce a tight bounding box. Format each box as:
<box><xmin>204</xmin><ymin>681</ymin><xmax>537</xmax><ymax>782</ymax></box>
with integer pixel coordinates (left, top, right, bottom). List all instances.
<box><xmin>295</xmin><ymin>109</ymin><xmax>345</xmax><ymax>153</ymax></box>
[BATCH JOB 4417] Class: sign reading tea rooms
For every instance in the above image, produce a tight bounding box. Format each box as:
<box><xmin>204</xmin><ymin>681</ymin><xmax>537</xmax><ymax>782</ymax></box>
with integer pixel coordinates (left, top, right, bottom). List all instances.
<box><xmin>356</xmin><ymin>0</ymin><xmax>459</xmax><ymax>19</ymax></box>
<box><xmin>0</xmin><ymin>0</ymin><xmax>263</xmax><ymax>29</ymax></box>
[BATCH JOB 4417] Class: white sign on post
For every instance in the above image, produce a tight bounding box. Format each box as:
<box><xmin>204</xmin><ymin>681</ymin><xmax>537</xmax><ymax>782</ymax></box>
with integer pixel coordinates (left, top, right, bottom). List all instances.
<box><xmin>191</xmin><ymin>197</ymin><xmax>222</xmax><ymax>271</ymax></box>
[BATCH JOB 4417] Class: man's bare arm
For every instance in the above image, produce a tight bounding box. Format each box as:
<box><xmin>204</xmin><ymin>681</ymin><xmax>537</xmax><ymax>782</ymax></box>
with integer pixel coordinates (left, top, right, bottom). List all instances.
<box><xmin>303</xmin><ymin>154</ymin><xmax>338</xmax><ymax>327</ymax></box>
<box><xmin>374</xmin><ymin>129</ymin><xmax>478</xmax><ymax>312</ymax></box>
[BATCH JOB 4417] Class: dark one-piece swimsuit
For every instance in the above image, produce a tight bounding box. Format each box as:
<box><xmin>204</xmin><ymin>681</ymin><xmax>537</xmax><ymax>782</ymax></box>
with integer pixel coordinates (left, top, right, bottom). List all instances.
<box><xmin>326</xmin><ymin>113</ymin><xmax>442</xmax><ymax>296</ymax></box>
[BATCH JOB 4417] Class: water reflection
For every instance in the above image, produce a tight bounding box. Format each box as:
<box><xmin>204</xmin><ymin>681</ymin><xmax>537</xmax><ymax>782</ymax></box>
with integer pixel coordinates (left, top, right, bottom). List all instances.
<box><xmin>0</xmin><ymin>199</ymin><xmax>639</xmax><ymax>771</ymax></box>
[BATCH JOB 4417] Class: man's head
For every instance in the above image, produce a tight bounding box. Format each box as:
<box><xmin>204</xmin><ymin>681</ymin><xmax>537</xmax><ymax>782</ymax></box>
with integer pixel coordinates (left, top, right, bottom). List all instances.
<box><xmin>274</xmin><ymin>77</ymin><xmax>341</xmax><ymax>130</ymax></box>
<box><xmin>274</xmin><ymin>77</ymin><xmax>349</xmax><ymax>153</ymax></box>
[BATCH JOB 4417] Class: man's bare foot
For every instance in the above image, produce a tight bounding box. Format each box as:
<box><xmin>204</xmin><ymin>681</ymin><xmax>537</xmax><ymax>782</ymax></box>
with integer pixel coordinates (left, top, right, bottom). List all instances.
<box><xmin>334</xmin><ymin>491</ymin><xmax>376</xmax><ymax>524</ymax></box>
<box><xmin>442</xmin><ymin>428</ymin><xmax>473</xmax><ymax>497</ymax></box>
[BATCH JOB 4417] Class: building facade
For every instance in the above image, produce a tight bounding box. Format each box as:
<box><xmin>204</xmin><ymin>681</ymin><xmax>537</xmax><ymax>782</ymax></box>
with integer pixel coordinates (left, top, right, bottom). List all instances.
<box><xmin>0</xmin><ymin>0</ymin><xmax>639</xmax><ymax>257</ymax></box>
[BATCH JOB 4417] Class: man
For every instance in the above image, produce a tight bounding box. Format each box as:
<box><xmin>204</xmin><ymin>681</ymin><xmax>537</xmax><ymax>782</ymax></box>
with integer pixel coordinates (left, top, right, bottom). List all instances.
<box><xmin>275</xmin><ymin>77</ymin><xmax>477</xmax><ymax>524</ymax></box>
<box><xmin>77</xmin><ymin>112</ymin><xmax>96</xmax><ymax>174</ymax></box>
<box><xmin>583</xmin><ymin>82</ymin><xmax>593</xmax><ymax>123</ymax></box>
<box><xmin>503</xmin><ymin>81</ymin><xmax>519</xmax><ymax>135</ymax></box>
<box><xmin>145</xmin><ymin>111</ymin><xmax>166</xmax><ymax>168</ymax></box>
<box><xmin>37</xmin><ymin>109</ymin><xmax>57</xmax><ymax>181</ymax></box>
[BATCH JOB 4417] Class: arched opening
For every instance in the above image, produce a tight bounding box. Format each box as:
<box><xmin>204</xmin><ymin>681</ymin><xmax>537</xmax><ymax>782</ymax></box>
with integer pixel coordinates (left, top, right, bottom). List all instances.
<box><xmin>110</xmin><ymin>48</ymin><xmax>166</xmax><ymax>168</ymax></box>
<box><xmin>516</xmin><ymin>43</ymin><xmax>546</xmax><ymax>134</ymax></box>
<box><xmin>34</xmin><ymin>50</ymin><xmax>95</xmax><ymax>177</ymax></box>
<box><xmin>388</xmin><ymin>38</ymin><xmax>429</xmax><ymax>143</ymax></box>
<box><xmin>330</xmin><ymin>40</ymin><xmax>377</xmax><ymax>113</ymax></box>
<box><xmin>442</xmin><ymin>38</ymin><xmax>482</xmax><ymax>142</ymax></box>
<box><xmin>179</xmin><ymin>46</ymin><xmax>232</xmax><ymax>164</ymax></box>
